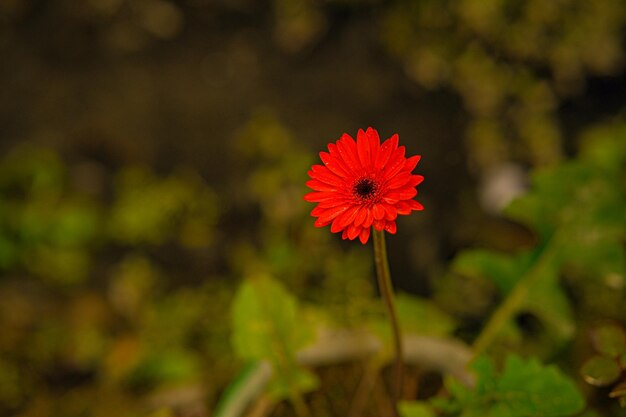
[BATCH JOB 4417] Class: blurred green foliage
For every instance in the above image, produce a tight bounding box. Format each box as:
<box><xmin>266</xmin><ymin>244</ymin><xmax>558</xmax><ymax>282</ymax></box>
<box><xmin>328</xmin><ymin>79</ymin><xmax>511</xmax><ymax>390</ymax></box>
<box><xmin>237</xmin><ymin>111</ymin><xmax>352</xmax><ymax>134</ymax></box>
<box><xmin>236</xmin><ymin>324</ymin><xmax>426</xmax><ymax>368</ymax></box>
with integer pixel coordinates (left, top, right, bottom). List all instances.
<box><xmin>0</xmin><ymin>1</ymin><xmax>625</xmax><ymax>416</ymax></box>
<box><xmin>0</xmin><ymin>120</ymin><xmax>625</xmax><ymax>416</ymax></box>
<box><xmin>229</xmin><ymin>111</ymin><xmax>377</xmax><ymax>318</ymax></box>
<box><xmin>1</xmin><ymin>119</ymin><xmax>625</xmax><ymax>417</ymax></box>
<box><xmin>432</xmin><ymin>355</ymin><xmax>584</xmax><ymax>417</ymax></box>
<box><xmin>224</xmin><ymin>121</ymin><xmax>626</xmax><ymax>416</ymax></box>
<box><xmin>581</xmin><ymin>323</ymin><xmax>626</xmax><ymax>407</ymax></box>
<box><xmin>0</xmin><ymin>147</ymin><xmax>101</xmax><ymax>284</ymax></box>
<box><xmin>399</xmin><ymin>401</ymin><xmax>437</xmax><ymax>417</ymax></box>
<box><xmin>0</xmin><ymin>111</ymin><xmax>419</xmax><ymax>416</ymax></box>
<box><xmin>231</xmin><ymin>275</ymin><xmax>318</xmax><ymax>398</ymax></box>
<box><xmin>444</xmin><ymin>123</ymin><xmax>626</xmax><ymax>348</ymax></box>
<box><xmin>395</xmin><ymin>292</ymin><xmax>456</xmax><ymax>336</ymax></box>
<box><xmin>109</xmin><ymin>167</ymin><xmax>218</xmax><ymax>247</ymax></box>
<box><xmin>381</xmin><ymin>0</ymin><xmax>626</xmax><ymax>169</ymax></box>
<box><xmin>259</xmin><ymin>0</ymin><xmax>626</xmax><ymax>169</ymax></box>
<box><xmin>0</xmin><ymin>144</ymin><xmax>226</xmax><ymax>416</ymax></box>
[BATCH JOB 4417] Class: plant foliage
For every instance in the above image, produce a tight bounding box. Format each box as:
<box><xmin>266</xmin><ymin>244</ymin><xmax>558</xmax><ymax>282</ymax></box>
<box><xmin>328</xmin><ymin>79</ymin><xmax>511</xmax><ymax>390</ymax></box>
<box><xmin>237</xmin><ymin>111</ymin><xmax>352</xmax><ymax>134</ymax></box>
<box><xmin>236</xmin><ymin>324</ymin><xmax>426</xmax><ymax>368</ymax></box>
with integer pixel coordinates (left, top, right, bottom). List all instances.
<box><xmin>231</xmin><ymin>275</ymin><xmax>318</xmax><ymax>398</ymax></box>
<box><xmin>432</xmin><ymin>355</ymin><xmax>585</xmax><ymax>417</ymax></box>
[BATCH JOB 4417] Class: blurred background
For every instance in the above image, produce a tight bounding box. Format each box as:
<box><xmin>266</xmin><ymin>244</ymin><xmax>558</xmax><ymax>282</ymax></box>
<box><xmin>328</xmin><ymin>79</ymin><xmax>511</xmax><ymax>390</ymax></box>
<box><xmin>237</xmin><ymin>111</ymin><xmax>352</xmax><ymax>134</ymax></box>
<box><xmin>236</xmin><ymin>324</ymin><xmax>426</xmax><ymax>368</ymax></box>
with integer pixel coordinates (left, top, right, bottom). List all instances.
<box><xmin>0</xmin><ymin>0</ymin><xmax>625</xmax><ymax>416</ymax></box>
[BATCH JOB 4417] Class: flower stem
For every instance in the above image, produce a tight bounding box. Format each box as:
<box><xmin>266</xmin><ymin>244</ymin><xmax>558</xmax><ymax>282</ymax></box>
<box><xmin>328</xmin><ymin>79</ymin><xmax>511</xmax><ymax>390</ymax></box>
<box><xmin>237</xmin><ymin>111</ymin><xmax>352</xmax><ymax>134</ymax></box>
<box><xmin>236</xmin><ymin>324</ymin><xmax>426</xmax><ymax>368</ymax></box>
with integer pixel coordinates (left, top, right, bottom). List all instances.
<box><xmin>372</xmin><ymin>229</ymin><xmax>404</xmax><ymax>412</ymax></box>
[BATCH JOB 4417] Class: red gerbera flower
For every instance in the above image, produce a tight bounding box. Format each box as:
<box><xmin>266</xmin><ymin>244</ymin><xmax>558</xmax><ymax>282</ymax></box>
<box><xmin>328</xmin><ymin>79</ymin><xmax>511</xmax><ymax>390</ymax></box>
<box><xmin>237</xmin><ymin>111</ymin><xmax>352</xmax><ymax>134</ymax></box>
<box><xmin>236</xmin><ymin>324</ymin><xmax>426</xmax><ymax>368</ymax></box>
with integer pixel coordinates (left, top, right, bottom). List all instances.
<box><xmin>304</xmin><ymin>127</ymin><xmax>424</xmax><ymax>244</ymax></box>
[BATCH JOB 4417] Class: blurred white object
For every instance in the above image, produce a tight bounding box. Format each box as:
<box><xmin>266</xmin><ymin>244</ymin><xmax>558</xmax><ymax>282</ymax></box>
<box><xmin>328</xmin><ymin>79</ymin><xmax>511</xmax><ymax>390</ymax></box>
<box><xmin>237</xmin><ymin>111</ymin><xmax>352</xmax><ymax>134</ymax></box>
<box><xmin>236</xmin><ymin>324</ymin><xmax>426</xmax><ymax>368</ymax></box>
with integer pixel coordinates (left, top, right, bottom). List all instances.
<box><xmin>479</xmin><ymin>163</ymin><xmax>527</xmax><ymax>214</ymax></box>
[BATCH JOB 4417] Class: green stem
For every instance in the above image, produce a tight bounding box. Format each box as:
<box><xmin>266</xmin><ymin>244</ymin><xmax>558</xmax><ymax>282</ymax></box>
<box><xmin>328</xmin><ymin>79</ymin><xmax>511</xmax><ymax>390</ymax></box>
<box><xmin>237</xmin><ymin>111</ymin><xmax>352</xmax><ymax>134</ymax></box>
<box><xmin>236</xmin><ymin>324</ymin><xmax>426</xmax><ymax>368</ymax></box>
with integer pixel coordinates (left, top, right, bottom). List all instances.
<box><xmin>372</xmin><ymin>229</ymin><xmax>404</xmax><ymax>413</ymax></box>
<box><xmin>472</xmin><ymin>244</ymin><xmax>555</xmax><ymax>358</ymax></box>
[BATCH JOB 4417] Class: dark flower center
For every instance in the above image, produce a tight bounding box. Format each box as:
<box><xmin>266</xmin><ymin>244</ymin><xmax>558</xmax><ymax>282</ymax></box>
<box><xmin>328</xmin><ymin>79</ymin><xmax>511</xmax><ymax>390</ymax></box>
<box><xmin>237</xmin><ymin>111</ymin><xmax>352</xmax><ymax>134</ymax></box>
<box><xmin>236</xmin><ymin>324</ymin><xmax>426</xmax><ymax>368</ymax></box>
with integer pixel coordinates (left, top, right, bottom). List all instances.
<box><xmin>353</xmin><ymin>178</ymin><xmax>377</xmax><ymax>199</ymax></box>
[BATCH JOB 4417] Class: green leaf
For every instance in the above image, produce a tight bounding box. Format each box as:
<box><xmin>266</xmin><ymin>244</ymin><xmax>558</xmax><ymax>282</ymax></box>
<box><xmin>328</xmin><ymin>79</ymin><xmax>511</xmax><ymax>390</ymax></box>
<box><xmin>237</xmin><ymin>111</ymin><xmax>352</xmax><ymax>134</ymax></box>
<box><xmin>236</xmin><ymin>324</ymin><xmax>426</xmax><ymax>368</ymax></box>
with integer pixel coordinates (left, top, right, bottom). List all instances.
<box><xmin>398</xmin><ymin>401</ymin><xmax>437</xmax><ymax>417</ymax></box>
<box><xmin>452</xmin><ymin>250</ymin><xmax>520</xmax><ymax>294</ymax></box>
<box><xmin>522</xmin><ymin>258</ymin><xmax>575</xmax><ymax>340</ymax></box>
<box><xmin>453</xmin><ymin>127</ymin><xmax>626</xmax><ymax>356</ymax></box>
<box><xmin>396</xmin><ymin>292</ymin><xmax>456</xmax><ymax>336</ymax></box>
<box><xmin>446</xmin><ymin>355</ymin><xmax>585</xmax><ymax>417</ymax></box>
<box><xmin>213</xmin><ymin>362</ymin><xmax>267</xmax><ymax>417</ymax></box>
<box><xmin>591</xmin><ymin>324</ymin><xmax>626</xmax><ymax>358</ymax></box>
<box><xmin>266</xmin><ymin>366</ymin><xmax>318</xmax><ymax>398</ymax></box>
<box><xmin>581</xmin><ymin>355</ymin><xmax>622</xmax><ymax>387</ymax></box>
<box><xmin>471</xmin><ymin>354</ymin><xmax>497</xmax><ymax>393</ymax></box>
<box><xmin>231</xmin><ymin>275</ymin><xmax>317</xmax><ymax>399</ymax></box>
<box><xmin>504</xmin><ymin>152</ymin><xmax>626</xmax><ymax>275</ymax></box>
<box><xmin>452</xmin><ymin>248</ymin><xmax>574</xmax><ymax>343</ymax></box>
<box><xmin>580</xmin><ymin>123</ymin><xmax>626</xmax><ymax>172</ymax></box>
<box><xmin>493</xmin><ymin>356</ymin><xmax>584</xmax><ymax>416</ymax></box>
<box><xmin>128</xmin><ymin>349</ymin><xmax>200</xmax><ymax>386</ymax></box>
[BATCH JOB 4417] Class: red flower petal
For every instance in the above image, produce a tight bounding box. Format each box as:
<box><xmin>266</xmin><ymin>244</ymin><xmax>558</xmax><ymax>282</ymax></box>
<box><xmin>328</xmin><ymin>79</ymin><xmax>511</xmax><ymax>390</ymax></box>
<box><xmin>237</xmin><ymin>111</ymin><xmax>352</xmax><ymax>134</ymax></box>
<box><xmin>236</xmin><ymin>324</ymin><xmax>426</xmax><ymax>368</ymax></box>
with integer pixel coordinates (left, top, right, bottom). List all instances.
<box><xmin>366</xmin><ymin>127</ymin><xmax>381</xmax><ymax>160</ymax></box>
<box><xmin>382</xmin><ymin>203</ymin><xmax>398</xmax><ymax>220</ymax></box>
<box><xmin>320</xmin><ymin>151</ymin><xmax>349</xmax><ymax>178</ymax></box>
<box><xmin>327</xmin><ymin>143</ymin><xmax>352</xmax><ymax>174</ymax></box>
<box><xmin>402</xmin><ymin>155</ymin><xmax>421</xmax><ymax>173</ymax></box>
<box><xmin>385</xmin><ymin>173</ymin><xmax>412</xmax><ymax>189</ymax></box>
<box><xmin>373</xmin><ymin>219</ymin><xmax>386</xmax><ymax>231</ymax></box>
<box><xmin>374</xmin><ymin>134</ymin><xmax>397</xmax><ymax>170</ymax></box>
<box><xmin>314</xmin><ymin>217</ymin><xmax>332</xmax><ymax>227</ymax></box>
<box><xmin>306</xmin><ymin>179</ymin><xmax>338</xmax><ymax>192</ymax></box>
<box><xmin>333</xmin><ymin>205</ymin><xmax>360</xmax><ymax>231</ymax></box>
<box><xmin>408</xmin><ymin>200</ymin><xmax>424</xmax><ymax>210</ymax></box>
<box><xmin>309</xmin><ymin>165</ymin><xmax>344</xmax><ymax>187</ymax></box>
<box><xmin>311</xmin><ymin>205</ymin><xmax>327</xmax><ymax>216</ymax></box>
<box><xmin>316</xmin><ymin>204</ymin><xmax>351</xmax><ymax>223</ymax></box>
<box><xmin>304</xmin><ymin>191</ymin><xmax>335</xmax><ymax>202</ymax></box>
<box><xmin>354</xmin><ymin>206</ymin><xmax>368</xmax><ymax>227</ymax></box>
<box><xmin>386</xmin><ymin>188</ymin><xmax>417</xmax><ymax>201</ymax></box>
<box><xmin>305</xmin><ymin>128</ymin><xmax>423</xmax><ymax>244</ymax></box>
<box><xmin>317</xmin><ymin>198</ymin><xmax>350</xmax><ymax>209</ymax></box>
<box><xmin>407</xmin><ymin>175</ymin><xmax>424</xmax><ymax>187</ymax></box>
<box><xmin>363</xmin><ymin>208</ymin><xmax>374</xmax><ymax>228</ymax></box>
<box><xmin>347</xmin><ymin>223</ymin><xmax>360</xmax><ymax>240</ymax></box>
<box><xmin>359</xmin><ymin>227</ymin><xmax>371</xmax><ymax>244</ymax></box>
<box><xmin>373</xmin><ymin>204</ymin><xmax>386</xmax><ymax>220</ymax></box>
<box><xmin>337</xmin><ymin>134</ymin><xmax>361</xmax><ymax>172</ymax></box>
<box><xmin>382</xmin><ymin>146</ymin><xmax>406</xmax><ymax>178</ymax></box>
<box><xmin>357</xmin><ymin>129</ymin><xmax>372</xmax><ymax>168</ymax></box>
<box><xmin>384</xmin><ymin>221</ymin><xmax>397</xmax><ymax>234</ymax></box>
<box><xmin>396</xmin><ymin>201</ymin><xmax>411</xmax><ymax>215</ymax></box>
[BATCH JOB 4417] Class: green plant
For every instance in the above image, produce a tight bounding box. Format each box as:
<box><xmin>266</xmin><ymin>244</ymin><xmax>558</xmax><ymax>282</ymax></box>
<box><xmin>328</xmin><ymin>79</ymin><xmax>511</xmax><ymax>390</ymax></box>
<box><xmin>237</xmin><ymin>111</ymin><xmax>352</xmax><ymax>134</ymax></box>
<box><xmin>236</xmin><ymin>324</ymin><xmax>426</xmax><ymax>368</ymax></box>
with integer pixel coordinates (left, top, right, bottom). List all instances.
<box><xmin>222</xmin><ymin>121</ymin><xmax>626</xmax><ymax>416</ymax></box>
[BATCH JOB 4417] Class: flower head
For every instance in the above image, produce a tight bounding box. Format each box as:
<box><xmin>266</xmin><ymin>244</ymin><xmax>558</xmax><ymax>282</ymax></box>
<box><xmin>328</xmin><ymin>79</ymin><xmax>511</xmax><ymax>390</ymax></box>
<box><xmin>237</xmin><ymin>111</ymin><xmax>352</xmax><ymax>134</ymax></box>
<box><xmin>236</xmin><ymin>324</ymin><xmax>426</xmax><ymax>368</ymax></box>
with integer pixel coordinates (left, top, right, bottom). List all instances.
<box><xmin>304</xmin><ymin>127</ymin><xmax>424</xmax><ymax>244</ymax></box>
